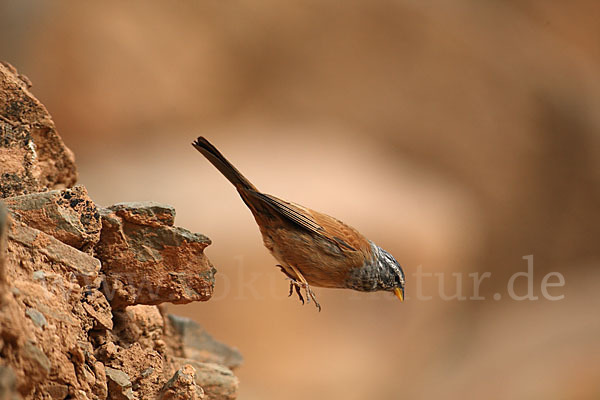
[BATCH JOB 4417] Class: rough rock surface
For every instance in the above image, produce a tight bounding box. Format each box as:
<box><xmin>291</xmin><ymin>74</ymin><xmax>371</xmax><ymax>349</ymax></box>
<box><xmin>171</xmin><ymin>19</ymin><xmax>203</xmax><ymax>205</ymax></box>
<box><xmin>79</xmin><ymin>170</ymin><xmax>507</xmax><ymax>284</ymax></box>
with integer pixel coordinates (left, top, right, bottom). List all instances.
<box><xmin>95</xmin><ymin>202</ymin><xmax>215</xmax><ymax>309</ymax></box>
<box><xmin>168</xmin><ymin>315</ymin><xmax>242</xmax><ymax>370</ymax></box>
<box><xmin>0</xmin><ymin>61</ymin><xmax>77</xmax><ymax>198</ymax></box>
<box><xmin>0</xmin><ymin>203</ymin><xmax>7</xmax><ymax>284</ymax></box>
<box><xmin>4</xmin><ymin>185</ymin><xmax>101</xmax><ymax>253</ymax></box>
<box><xmin>159</xmin><ymin>364</ymin><xmax>204</xmax><ymax>400</ymax></box>
<box><xmin>1</xmin><ymin>215</ymin><xmax>106</xmax><ymax>398</ymax></box>
<box><xmin>172</xmin><ymin>359</ymin><xmax>238</xmax><ymax>400</ymax></box>
<box><xmin>0</xmin><ymin>63</ymin><xmax>239</xmax><ymax>399</ymax></box>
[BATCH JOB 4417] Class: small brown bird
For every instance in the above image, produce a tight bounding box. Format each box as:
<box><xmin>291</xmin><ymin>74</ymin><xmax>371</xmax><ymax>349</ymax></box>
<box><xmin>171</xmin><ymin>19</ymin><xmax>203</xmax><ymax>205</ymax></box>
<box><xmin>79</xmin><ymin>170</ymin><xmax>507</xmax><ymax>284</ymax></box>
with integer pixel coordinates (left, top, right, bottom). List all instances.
<box><xmin>192</xmin><ymin>137</ymin><xmax>405</xmax><ymax>310</ymax></box>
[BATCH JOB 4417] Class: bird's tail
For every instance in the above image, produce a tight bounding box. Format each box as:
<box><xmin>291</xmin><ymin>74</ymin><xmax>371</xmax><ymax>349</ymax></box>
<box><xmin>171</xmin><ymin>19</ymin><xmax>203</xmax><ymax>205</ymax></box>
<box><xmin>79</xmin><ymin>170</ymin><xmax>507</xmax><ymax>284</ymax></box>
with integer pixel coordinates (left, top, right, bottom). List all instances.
<box><xmin>192</xmin><ymin>137</ymin><xmax>257</xmax><ymax>191</ymax></box>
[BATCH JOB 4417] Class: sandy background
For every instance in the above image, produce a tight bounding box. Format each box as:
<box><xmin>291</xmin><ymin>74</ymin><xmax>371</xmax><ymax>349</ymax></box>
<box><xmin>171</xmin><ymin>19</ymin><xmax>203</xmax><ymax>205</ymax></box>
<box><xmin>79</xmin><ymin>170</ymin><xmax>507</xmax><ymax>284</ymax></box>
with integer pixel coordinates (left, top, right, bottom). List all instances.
<box><xmin>1</xmin><ymin>1</ymin><xmax>599</xmax><ymax>398</ymax></box>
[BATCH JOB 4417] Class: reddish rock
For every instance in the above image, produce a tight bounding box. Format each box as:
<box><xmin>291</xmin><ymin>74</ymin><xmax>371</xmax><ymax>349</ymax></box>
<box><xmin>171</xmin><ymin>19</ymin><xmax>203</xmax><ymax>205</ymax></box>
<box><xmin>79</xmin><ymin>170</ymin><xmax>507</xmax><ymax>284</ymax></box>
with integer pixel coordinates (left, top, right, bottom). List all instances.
<box><xmin>101</xmin><ymin>307</ymin><xmax>172</xmax><ymax>400</ymax></box>
<box><xmin>109</xmin><ymin>201</ymin><xmax>176</xmax><ymax>227</ymax></box>
<box><xmin>7</xmin><ymin>219</ymin><xmax>100</xmax><ymax>286</ymax></box>
<box><xmin>172</xmin><ymin>358</ymin><xmax>238</xmax><ymax>400</ymax></box>
<box><xmin>160</xmin><ymin>364</ymin><xmax>205</xmax><ymax>400</ymax></box>
<box><xmin>82</xmin><ymin>289</ymin><xmax>114</xmax><ymax>331</ymax></box>
<box><xmin>1</xmin><ymin>188</ymin><xmax>235</xmax><ymax>400</ymax></box>
<box><xmin>4</xmin><ymin>185</ymin><xmax>101</xmax><ymax>253</ymax></box>
<box><xmin>0</xmin><ymin>62</ymin><xmax>77</xmax><ymax>198</ymax></box>
<box><xmin>95</xmin><ymin>202</ymin><xmax>215</xmax><ymax>309</ymax></box>
<box><xmin>0</xmin><ymin>202</ymin><xmax>7</xmax><ymax>287</ymax></box>
<box><xmin>0</xmin><ymin>65</ymin><xmax>240</xmax><ymax>400</ymax></box>
<box><xmin>105</xmin><ymin>366</ymin><xmax>134</xmax><ymax>400</ymax></box>
<box><xmin>0</xmin><ymin>365</ymin><xmax>19</xmax><ymax>400</ymax></box>
<box><xmin>113</xmin><ymin>305</ymin><xmax>166</xmax><ymax>349</ymax></box>
<box><xmin>0</xmin><ymin>217</ymin><xmax>108</xmax><ymax>398</ymax></box>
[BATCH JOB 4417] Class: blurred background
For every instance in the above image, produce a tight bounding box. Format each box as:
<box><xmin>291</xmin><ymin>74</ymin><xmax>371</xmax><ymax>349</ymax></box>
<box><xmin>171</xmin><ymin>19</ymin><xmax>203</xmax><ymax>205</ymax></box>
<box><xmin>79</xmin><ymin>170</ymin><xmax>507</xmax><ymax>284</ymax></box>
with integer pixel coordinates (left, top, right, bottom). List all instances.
<box><xmin>1</xmin><ymin>1</ymin><xmax>599</xmax><ymax>398</ymax></box>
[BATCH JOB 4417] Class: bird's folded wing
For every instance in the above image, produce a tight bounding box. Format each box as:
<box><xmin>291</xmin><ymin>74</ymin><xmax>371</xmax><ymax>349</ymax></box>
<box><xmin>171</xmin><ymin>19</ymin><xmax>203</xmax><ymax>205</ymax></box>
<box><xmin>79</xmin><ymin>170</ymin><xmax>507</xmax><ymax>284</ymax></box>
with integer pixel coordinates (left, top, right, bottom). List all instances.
<box><xmin>244</xmin><ymin>190</ymin><xmax>361</xmax><ymax>252</ymax></box>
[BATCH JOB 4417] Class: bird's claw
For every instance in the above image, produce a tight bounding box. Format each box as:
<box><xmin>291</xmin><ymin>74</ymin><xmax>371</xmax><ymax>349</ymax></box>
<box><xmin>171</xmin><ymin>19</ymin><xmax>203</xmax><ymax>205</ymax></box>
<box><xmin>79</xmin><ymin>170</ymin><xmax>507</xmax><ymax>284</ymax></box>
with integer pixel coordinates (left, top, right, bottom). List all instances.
<box><xmin>286</xmin><ymin>278</ymin><xmax>320</xmax><ymax>311</ymax></box>
<box><xmin>287</xmin><ymin>279</ymin><xmax>305</xmax><ymax>304</ymax></box>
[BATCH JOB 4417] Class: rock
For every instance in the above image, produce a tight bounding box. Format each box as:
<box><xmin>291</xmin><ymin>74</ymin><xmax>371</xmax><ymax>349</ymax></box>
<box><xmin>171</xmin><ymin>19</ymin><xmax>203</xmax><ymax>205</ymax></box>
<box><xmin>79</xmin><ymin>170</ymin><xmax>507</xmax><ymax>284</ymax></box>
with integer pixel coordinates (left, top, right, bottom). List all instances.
<box><xmin>1</xmin><ymin>212</ymin><xmax>237</xmax><ymax>400</ymax></box>
<box><xmin>7</xmin><ymin>219</ymin><xmax>100</xmax><ymax>286</ymax></box>
<box><xmin>0</xmin><ymin>305</ymin><xmax>47</xmax><ymax>396</ymax></box>
<box><xmin>105</xmin><ymin>367</ymin><xmax>134</xmax><ymax>400</ymax></box>
<box><xmin>92</xmin><ymin>361</ymin><xmax>108</xmax><ymax>399</ymax></box>
<box><xmin>110</xmin><ymin>201</ymin><xmax>176</xmax><ymax>227</ymax></box>
<box><xmin>0</xmin><ymin>202</ymin><xmax>7</xmax><ymax>286</ymax></box>
<box><xmin>0</xmin><ymin>61</ymin><xmax>77</xmax><ymax>198</ymax></box>
<box><xmin>0</xmin><ymin>202</ymin><xmax>6</xmax><ymax>235</ymax></box>
<box><xmin>173</xmin><ymin>358</ymin><xmax>238</xmax><ymax>400</ymax></box>
<box><xmin>105</xmin><ymin>367</ymin><xmax>131</xmax><ymax>388</ymax></box>
<box><xmin>23</xmin><ymin>340</ymin><xmax>51</xmax><ymax>375</ymax></box>
<box><xmin>101</xmin><ymin>305</ymin><xmax>175</xmax><ymax>399</ymax></box>
<box><xmin>32</xmin><ymin>270</ymin><xmax>45</xmax><ymax>281</ymax></box>
<box><xmin>0</xmin><ymin>214</ymin><xmax>106</xmax><ymax>397</ymax></box>
<box><xmin>0</xmin><ymin>366</ymin><xmax>19</xmax><ymax>400</ymax></box>
<box><xmin>102</xmin><ymin>340</ymin><xmax>167</xmax><ymax>400</ymax></box>
<box><xmin>193</xmin><ymin>362</ymin><xmax>238</xmax><ymax>400</ymax></box>
<box><xmin>113</xmin><ymin>305</ymin><xmax>165</xmax><ymax>347</ymax></box>
<box><xmin>0</xmin><ymin>64</ymin><xmax>240</xmax><ymax>400</ymax></box>
<box><xmin>44</xmin><ymin>382</ymin><xmax>69</xmax><ymax>399</ymax></box>
<box><xmin>25</xmin><ymin>307</ymin><xmax>47</xmax><ymax>328</ymax></box>
<box><xmin>159</xmin><ymin>364</ymin><xmax>205</xmax><ymax>400</ymax></box>
<box><xmin>95</xmin><ymin>202</ymin><xmax>215</xmax><ymax>309</ymax></box>
<box><xmin>82</xmin><ymin>290</ymin><xmax>113</xmax><ymax>330</ymax></box>
<box><xmin>168</xmin><ymin>315</ymin><xmax>243</xmax><ymax>370</ymax></box>
<box><xmin>4</xmin><ymin>185</ymin><xmax>101</xmax><ymax>252</ymax></box>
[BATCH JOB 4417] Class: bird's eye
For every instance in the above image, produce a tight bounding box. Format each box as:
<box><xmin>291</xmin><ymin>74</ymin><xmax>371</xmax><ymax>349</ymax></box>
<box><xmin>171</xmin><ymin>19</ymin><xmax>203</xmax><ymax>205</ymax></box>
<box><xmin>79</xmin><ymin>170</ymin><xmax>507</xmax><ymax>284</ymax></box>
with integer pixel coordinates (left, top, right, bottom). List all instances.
<box><xmin>394</xmin><ymin>274</ymin><xmax>401</xmax><ymax>286</ymax></box>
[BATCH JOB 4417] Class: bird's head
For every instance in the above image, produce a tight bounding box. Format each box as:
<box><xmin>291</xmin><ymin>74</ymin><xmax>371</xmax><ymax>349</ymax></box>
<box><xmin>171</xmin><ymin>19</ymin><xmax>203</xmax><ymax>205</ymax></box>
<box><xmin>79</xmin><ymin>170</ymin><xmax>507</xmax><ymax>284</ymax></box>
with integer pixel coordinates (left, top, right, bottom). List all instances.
<box><xmin>372</xmin><ymin>243</ymin><xmax>405</xmax><ymax>301</ymax></box>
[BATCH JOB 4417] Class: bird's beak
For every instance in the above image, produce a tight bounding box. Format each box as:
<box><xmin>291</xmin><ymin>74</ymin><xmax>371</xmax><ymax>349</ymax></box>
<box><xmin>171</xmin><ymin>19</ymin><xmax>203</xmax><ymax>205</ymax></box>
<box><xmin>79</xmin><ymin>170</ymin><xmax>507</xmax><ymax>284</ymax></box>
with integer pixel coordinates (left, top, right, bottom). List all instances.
<box><xmin>394</xmin><ymin>287</ymin><xmax>404</xmax><ymax>302</ymax></box>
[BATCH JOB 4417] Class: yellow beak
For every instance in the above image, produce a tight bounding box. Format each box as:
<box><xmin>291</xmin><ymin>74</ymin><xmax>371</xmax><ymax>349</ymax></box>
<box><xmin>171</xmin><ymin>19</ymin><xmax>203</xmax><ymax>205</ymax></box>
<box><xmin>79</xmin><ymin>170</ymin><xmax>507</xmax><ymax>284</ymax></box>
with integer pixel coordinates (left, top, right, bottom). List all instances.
<box><xmin>394</xmin><ymin>287</ymin><xmax>404</xmax><ymax>302</ymax></box>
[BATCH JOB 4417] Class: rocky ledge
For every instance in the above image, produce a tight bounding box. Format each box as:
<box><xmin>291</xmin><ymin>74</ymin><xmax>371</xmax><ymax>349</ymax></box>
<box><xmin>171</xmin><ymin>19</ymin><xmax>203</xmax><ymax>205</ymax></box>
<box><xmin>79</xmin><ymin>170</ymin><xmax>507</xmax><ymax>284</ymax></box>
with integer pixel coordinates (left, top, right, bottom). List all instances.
<box><xmin>0</xmin><ymin>61</ymin><xmax>240</xmax><ymax>399</ymax></box>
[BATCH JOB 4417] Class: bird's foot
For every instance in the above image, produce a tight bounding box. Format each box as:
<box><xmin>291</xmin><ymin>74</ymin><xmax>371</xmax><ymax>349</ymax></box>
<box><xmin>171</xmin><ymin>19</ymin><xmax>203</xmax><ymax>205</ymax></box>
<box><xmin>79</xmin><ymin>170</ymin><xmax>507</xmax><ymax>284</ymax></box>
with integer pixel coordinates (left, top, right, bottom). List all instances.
<box><xmin>287</xmin><ymin>279</ymin><xmax>304</xmax><ymax>304</ymax></box>
<box><xmin>286</xmin><ymin>278</ymin><xmax>321</xmax><ymax>312</ymax></box>
<box><xmin>306</xmin><ymin>285</ymin><xmax>322</xmax><ymax>312</ymax></box>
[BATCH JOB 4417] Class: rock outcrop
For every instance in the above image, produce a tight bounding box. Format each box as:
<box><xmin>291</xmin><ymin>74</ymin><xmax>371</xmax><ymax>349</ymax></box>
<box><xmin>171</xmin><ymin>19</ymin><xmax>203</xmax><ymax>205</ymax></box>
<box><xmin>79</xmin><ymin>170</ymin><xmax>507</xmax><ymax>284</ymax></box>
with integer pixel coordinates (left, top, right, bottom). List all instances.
<box><xmin>4</xmin><ymin>185</ymin><xmax>101</xmax><ymax>254</ymax></box>
<box><xmin>0</xmin><ymin>61</ymin><xmax>77</xmax><ymax>198</ymax></box>
<box><xmin>168</xmin><ymin>316</ymin><xmax>242</xmax><ymax>371</ymax></box>
<box><xmin>0</xmin><ymin>62</ymin><xmax>240</xmax><ymax>399</ymax></box>
<box><xmin>159</xmin><ymin>364</ymin><xmax>204</xmax><ymax>400</ymax></box>
<box><xmin>96</xmin><ymin>203</ymin><xmax>215</xmax><ymax>309</ymax></box>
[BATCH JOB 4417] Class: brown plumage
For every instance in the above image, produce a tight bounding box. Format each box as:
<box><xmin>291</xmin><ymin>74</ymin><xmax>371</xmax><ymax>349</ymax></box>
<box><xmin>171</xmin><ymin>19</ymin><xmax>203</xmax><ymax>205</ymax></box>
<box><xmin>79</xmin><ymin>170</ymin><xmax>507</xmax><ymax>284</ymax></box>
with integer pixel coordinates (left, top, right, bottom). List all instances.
<box><xmin>192</xmin><ymin>137</ymin><xmax>405</xmax><ymax>310</ymax></box>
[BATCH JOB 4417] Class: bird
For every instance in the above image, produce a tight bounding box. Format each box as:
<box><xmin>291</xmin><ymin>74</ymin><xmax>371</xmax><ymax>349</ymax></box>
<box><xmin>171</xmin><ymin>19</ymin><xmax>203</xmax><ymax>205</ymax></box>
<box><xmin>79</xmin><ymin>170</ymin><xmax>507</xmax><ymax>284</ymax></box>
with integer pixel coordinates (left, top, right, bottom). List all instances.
<box><xmin>192</xmin><ymin>137</ymin><xmax>405</xmax><ymax>311</ymax></box>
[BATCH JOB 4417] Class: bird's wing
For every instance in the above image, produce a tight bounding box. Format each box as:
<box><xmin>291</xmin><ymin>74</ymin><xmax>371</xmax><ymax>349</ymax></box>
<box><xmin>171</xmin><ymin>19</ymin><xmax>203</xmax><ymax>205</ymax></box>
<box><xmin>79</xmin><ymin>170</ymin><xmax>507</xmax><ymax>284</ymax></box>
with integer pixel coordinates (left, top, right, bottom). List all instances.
<box><xmin>243</xmin><ymin>190</ymin><xmax>370</xmax><ymax>254</ymax></box>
